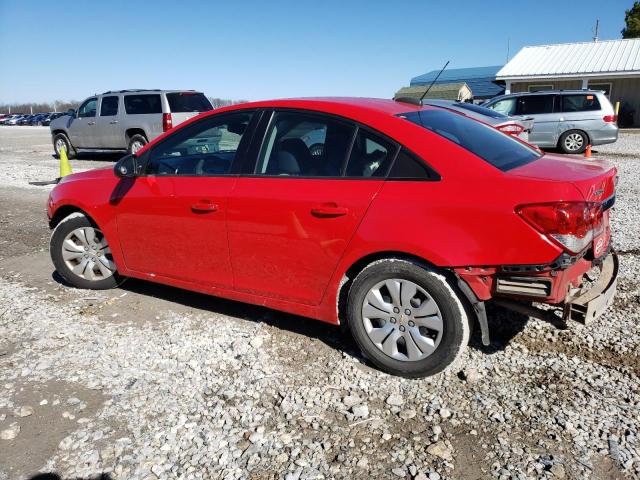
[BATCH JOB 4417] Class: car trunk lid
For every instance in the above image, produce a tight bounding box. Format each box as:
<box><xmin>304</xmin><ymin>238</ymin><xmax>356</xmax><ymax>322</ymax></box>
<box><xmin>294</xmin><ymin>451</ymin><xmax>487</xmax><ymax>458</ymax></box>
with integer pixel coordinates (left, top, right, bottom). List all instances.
<box><xmin>508</xmin><ymin>153</ymin><xmax>616</xmax><ymax>201</ymax></box>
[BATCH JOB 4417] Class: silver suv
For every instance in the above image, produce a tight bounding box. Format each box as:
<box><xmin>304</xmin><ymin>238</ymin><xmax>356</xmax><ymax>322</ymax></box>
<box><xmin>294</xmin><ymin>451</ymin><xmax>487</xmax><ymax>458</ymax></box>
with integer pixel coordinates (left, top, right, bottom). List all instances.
<box><xmin>50</xmin><ymin>90</ymin><xmax>212</xmax><ymax>158</ymax></box>
<box><xmin>483</xmin><ymin>90</ymin><xmax>618</xmax><ymax>154</ymax></box>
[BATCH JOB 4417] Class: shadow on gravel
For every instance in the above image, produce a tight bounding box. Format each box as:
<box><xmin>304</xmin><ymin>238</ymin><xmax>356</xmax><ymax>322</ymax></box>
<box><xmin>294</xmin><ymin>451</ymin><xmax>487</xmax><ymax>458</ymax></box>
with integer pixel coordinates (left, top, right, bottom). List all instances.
<box><xmin>472</xmin><ymin>303</ymin><xmax>530</xmax><ymax>354</ymax></box>
<box><xmin>29</xmin><ymin>474</ymin><xmax>112</xmax><ymax>480</ymax></box>
<box><xmin>52</xmin><ymin>152</ymin><xmax>123</xmax><ymax>162</ymax></box>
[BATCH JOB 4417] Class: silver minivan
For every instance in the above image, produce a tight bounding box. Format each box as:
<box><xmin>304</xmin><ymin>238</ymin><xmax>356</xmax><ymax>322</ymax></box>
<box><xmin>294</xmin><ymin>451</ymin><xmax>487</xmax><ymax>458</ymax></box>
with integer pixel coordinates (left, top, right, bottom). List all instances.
<box><xmin>483</xmin><ymin>90</ymin><xmax>618</xmax><ymax>154</ymax></box>
<box><xmin>50</xmin><ymin>89</ymin><xmax>213</xmax><ymax>158</ymax></box>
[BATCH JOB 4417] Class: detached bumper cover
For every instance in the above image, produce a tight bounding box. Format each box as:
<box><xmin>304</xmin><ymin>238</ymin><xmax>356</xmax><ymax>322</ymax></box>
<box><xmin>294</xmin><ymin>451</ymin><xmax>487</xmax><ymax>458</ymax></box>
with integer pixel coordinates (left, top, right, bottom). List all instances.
<box><xmin>563</xmin><ymin>251</ymin><xmax>618</xmax><ymax>324</ymax></box>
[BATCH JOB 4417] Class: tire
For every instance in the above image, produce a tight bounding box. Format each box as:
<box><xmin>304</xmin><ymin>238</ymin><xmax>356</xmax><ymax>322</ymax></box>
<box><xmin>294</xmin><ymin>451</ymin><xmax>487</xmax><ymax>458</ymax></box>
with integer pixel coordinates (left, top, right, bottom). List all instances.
<box><xmin>53</xmin><ymin>133</ymin><xmax>76</xmax><ymax>159</ymax></box>
<box><xmin>559</xmin><ymin>130</ymin><xmax>588</xmax><ymax>154</ymax></box>
<box><xmin>50</xmin><ymin>213</ymin><xmax>122</xmax><ymax>290</ymax></box>
<box><xmin>347</xmin><ymin>259</ymin><xmax>470</xmax><ymax>378</ymax></box>
<box><xmin>127</xmin><ymin>134</ymin><xmax>147</xmax><ymax>154</ymax></box>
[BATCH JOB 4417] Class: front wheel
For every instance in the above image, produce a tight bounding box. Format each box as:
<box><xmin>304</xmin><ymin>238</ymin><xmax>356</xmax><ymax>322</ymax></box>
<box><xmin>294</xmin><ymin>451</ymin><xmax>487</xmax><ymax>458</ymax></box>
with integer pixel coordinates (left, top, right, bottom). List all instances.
<box><xmin>50</xmin><ymin>213</ymin><xmax>122</xmax><ymax>290</ymax></box>
<box><xmin>347</xmin><ymin>259</ymin><xmax>470</xmax><ymax>378</ymax></box>
<box><xmin>559</xmin><ymin>130</ymin><xmax>588</xmax><ymax>154</ymax></box>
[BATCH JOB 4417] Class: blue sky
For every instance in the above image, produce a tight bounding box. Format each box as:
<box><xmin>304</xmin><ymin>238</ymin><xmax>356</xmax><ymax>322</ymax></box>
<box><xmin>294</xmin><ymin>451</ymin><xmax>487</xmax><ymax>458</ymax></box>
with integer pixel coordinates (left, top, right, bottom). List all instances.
<box><xmin>0</xmin><ymin>0</ymin><xmax>631</xmax><ymax>103</ymax></box>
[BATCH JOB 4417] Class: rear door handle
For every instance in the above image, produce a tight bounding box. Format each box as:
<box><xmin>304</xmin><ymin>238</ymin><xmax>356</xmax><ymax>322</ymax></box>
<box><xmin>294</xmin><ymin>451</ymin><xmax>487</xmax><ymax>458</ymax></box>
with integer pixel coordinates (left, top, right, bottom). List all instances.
<box><xmin>88</xmin><ymin>121</ymin><xmax>96</xmax><ymax>125</ymax></box>
<box><xmin>191</xmin><ymin>200</ymin><xmax>219</xmax><ymax>213</ymax></box>
<box><xmin>311</xmin><ymin>203</ymin><xmax>348</xmax><ymax>218</ymax></box>
<box><xmin>109</xmin><ymin>120</ymin><xmax>119</xmax><ymax>124</ymax></box>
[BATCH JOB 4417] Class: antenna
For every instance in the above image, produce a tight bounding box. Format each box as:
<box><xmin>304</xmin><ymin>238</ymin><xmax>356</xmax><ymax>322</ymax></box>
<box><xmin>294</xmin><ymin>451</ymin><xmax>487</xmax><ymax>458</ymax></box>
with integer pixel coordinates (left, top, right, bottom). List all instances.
<box><xmin>506</xmin><ymin>37</ymin><xmax>510</xmax><ymax>63</ymax></box>
<box><xmin>419</xmin><ymin>61</ymin><xmax>450</xmax><ymax>104</ymax></box>
<box><xmin>593</xmin><ymin>18</ymin><xmax>599</xmax><ymax>42</ymax></box>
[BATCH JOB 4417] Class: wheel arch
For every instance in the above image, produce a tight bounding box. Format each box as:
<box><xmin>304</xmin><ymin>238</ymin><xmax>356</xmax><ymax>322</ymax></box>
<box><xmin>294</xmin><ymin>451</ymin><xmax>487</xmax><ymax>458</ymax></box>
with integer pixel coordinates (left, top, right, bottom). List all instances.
<box><xmin>558</xmin><ymin>128</ymin><xmax>591</xmax><ymax>148</ymax></box>
<box><xmin>125</xmin><ymin>128</ymin><xmax>148</xmax><ymax>141</ymax></box>
<box><xmin>49</xmin><ymin>204</ymin><xmax>95</xmax><ymax>230</ymax></box>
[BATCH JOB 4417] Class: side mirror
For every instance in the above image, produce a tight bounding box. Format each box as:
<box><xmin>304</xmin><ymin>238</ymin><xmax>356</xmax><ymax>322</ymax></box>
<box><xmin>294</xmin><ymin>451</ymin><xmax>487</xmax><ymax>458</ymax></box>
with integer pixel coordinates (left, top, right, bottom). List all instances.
<box><xmin>114</xmin><ymin>154</ymin><xmax>140</xmax><ymax>178</ymax></box>
<box><xmin>67</xmin><ymin>109</ymin><xmax>76</xmax><ymax>118</ymax></box>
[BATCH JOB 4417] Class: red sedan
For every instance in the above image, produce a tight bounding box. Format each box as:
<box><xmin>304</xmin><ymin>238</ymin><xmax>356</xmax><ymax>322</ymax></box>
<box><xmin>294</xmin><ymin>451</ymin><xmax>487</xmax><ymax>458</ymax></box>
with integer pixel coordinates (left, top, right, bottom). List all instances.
<box><xmin>47</xmin><ymin>98</ymin><xmax>618</xmax><ymax>377</ymax></box>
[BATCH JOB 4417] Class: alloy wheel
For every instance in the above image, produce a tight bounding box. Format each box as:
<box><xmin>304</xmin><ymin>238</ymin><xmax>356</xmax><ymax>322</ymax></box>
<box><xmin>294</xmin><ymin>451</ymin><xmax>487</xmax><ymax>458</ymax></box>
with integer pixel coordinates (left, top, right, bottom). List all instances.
<box><xmin>361</xmin><ymin>279</ymin><xmax>443</xmax><ymax>362</ymax></box>
<box><xmin>564</xmin><ymin>133</ymin><xmax>584</xmax><ymax>152</ymax></box>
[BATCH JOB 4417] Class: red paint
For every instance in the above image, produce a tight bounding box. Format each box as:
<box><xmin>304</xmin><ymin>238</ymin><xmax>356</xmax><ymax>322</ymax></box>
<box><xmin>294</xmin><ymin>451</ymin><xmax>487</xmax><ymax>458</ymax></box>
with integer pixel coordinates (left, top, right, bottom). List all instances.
<box><xmin>47</xmin><ymin>98</ymin><xmax>617</xmax><ymax>325</ymax></box>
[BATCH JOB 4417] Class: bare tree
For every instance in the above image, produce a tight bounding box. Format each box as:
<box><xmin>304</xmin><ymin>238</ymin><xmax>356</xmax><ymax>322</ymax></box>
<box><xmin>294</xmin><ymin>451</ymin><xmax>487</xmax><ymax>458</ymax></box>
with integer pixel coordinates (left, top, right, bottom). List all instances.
<box><xmin>208</xmin><ymin>98</ymin><xmax>249</xmax><ymax>109</ymax></box>
<box><xmin>0</xmin><ymin>100</ymin><xmax>81</xmax><ymax>114</ymax></box>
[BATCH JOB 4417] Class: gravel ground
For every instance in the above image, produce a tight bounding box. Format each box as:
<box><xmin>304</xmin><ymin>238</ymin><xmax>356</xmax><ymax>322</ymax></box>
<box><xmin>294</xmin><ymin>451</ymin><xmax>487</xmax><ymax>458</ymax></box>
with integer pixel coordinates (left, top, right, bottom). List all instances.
<box><xmin>0</xmin><ymin>126</ymin><xmax>638</xmax><ymax>480</ymax></box>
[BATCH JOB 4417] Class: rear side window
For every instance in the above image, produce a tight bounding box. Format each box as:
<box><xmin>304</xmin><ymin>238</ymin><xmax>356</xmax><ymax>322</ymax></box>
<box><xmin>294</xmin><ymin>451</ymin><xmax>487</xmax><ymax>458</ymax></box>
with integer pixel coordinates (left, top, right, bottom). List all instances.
<box><xmin>256</xmin><ymin>112</ymin><xmax>355</xmax><ymax>177</ymax></box>
<box><xmin>345</xmin><ymin>129</ymin><xmax>396</xmax><ymax>177</ymax></box>
<box><xmin>516</xmin><ymin>95</ymin><xmax>554</xmax><ymax>115</ymax></box>
<box><xmin>166</xmin><ymin>92</ymin><xmax>213</xmax><ymax>113</ymax></box>
<box><xmin>400</xmin><ymin>109</ymin><xmax>541</xmax><ymax>171</ymax></box>
<box><xmin>100</xmin><ymin>96</ymin><xmax>118</xmax><ymax>116</ymax></box>
<box><xmin>388</xmin><ymin>149</ymin><xmax>438</xmax><ymax>180</ymax></box>
<box><xmin>124</xmin><ymin>94</ymin><xmax>162</xmax><ymax>114</ymax></box>
<box><xmin>561</xmin><ymin>94</ymin><xmax>601</xmax><ymax>112</ymax></box>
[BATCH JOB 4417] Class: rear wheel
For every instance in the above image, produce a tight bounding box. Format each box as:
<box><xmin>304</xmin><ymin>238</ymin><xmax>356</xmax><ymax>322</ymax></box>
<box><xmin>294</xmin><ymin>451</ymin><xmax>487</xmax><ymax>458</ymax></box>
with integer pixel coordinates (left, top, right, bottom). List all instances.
<box><xmin>53</xmin><ymin>133</ymin><xmax>76</xmax><ymax>159</ymax></box>
<box><xmin>347</xmin><ymin>259</ymin><xmax>470</xmax><ymax>378</ymax></box>
<box><xmin>127</xmin><ymin>134</ymin><xmax>147</xmax><ymax>154</ymax></box>
<box><xmin>50</xmin><ymin>213</ymin><xmax>122</xmax><ymax>290</ymax></box>
<box><xmin>559</xmin><ymin>130</ymin><xmax>588</xmax><ymax>154</ymax></box>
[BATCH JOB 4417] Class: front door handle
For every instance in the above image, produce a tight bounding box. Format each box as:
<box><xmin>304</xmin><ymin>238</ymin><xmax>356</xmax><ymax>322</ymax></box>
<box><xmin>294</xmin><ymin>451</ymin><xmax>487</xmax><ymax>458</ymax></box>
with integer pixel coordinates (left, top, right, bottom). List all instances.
<box><xmin>191</xmin><ymin>200</ymin><xmax>219</xmax><ymax>213</ymax></box>
<box><xmin>109</xmin><ymin>120</ymin><xmax>119</xmax><ymax>124</ymax></box>
<box><xmin>87</xmin><ymin>121</ymin><xmax>96</xmax><ymax>125</ymax></box>
<box><xmin>311</xmin><ymin>203</ymin><xmax>348</xmax><ymax>218</ymax></box>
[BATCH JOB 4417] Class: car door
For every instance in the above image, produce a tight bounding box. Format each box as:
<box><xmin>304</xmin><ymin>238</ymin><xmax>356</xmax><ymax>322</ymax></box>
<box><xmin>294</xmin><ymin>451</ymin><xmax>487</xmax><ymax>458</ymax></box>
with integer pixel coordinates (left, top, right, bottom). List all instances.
<box><xmin>227</xmin><ymin>110</ymin><xmax>397</xmax><ymax>305</ymax></box>
<box><xmin>114</xmin><ymin>110</ymin><xmax>257</xmax><ymax>288</ymax></box>
<box><xmin>515</xmin><ymin>94</ymin><xmax>559</xmax><ymax>147</ymax></box>
<box><xmin>557</xmin><ymin>93</ymin><xmax>602</xmax><ymax>135</ymax></box>
<box><xmin>95</xmin><ymin>95</ymin><xmax>122</xmax><ymax>148</ymax></box>
<box><xmin>68</xmin><ymin>97</ymin><xmax>98</xmax><ymax>148</ymax></box>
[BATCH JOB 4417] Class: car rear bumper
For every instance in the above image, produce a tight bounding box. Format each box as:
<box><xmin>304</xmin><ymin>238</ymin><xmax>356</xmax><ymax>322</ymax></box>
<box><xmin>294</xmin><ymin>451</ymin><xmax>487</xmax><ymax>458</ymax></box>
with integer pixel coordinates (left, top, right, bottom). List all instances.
<box><xmin>456</xmin><ymin>249</ymin><xmax>618</xmax><ymax>323</ymax></box>
<box><xmin>590</xmin><ymin>124</ymin><xmax>619</xmax><ymax>146</ymax></box>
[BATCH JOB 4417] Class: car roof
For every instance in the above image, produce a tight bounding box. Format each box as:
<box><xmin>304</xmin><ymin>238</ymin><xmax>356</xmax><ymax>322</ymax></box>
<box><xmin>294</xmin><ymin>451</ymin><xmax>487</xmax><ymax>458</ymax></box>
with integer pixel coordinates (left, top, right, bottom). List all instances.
<box><xmin>206</xmin><ymin>97</ymin><xmax>429</xmax><ymax>118</ymax></box>
<box><xmin>495</xmin><ymin>89</ymin><xmax>605</xmax><ymax>98</ymax></box>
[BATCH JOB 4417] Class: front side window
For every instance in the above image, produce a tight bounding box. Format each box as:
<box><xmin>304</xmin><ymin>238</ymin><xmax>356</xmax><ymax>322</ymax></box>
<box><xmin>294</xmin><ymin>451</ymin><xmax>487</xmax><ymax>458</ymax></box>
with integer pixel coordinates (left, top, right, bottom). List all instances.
<box><xmin>256</xmin><ymin>112</ymin><xmax>355</xmax><ymax>177</ymax></box>
<box><xmin>487</xmin><ymin>98</ymin><xmax>516</xmax><ymax>116</ymax></box>
<box><xmin>400</xmin><ymin>109</ymin><xmax>541</xmax><ymax>171</ymax></box>
<box><xmin>124</xmin><ymin>94</ymin><xmax>162</xmax><ymax>115</ymax></box>
<box><xmin>146</xmin><ymin>112</ymin><xmax>254</xmax><ymax>176</ymax></box>
<box><xmin>517</xmin><ymin>95</ymin><xmax>554</xmax><ymax>115</ymax></box>
<box><xmin>345</xmin><ymin>129</ymin><xmax>396</xmax><ymax>177</ymax></box>
<box><xmin>561</xmin><ymin>94</ymin><xmax>601</xmax><ymax>112</ymax></box>
<box><xmin>77</xmin><ymin>98</ymin><xmax>97</xmax><ymax>118</ymax></box>
<box><xmin>100</xmin><ymin>96</ymin><xmax>119</xmax><ymax>116</ymax></box>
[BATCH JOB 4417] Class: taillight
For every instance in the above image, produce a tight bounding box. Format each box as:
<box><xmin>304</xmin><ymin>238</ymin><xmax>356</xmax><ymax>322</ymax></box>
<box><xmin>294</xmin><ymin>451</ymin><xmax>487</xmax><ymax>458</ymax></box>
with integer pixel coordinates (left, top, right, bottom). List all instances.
<box><xmin>497</xmin><ymin>123</ymin><xmax>525</xmax><ymax>136</ymax></box>
<box><xmin>516</xmin><ymin>201</ymin><xmax>603</xmax><ymax>253</ymax></box>
<box><xmin>162</xmin><ymin>113</ymin><xmax>173</xmax><ymax>132</ymax></box>
<box><xmin>603</xmin><ymin>114</ymin><xmax>617</xmax><ymax>123</ymax></box>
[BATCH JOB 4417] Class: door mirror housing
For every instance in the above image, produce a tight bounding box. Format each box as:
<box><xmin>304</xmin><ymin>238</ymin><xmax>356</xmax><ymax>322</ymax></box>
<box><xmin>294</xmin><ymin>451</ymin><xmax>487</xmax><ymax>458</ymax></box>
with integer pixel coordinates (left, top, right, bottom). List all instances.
<box><xmin>114</xmin><ymin>154</ymin><xmax>140</xmax><ymax>178</ymax></box>
<box><xmin>66</xmin><ymin>109</ymin><xmax>76</xmax><ymax>118</ymax></box>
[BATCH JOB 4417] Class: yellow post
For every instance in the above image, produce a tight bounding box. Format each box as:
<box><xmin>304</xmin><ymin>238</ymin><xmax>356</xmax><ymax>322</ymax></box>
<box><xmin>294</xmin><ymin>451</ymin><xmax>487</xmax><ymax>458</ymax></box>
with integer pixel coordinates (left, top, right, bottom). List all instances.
<box><xmin>615</xmin><ymin>101</ymin><xmax>620</xmax><ymax>115</ymax></box>
<box><xmin>59</xmin><ymin>146</ymin><xmax>73</xmax><ymax>177</ymax></box>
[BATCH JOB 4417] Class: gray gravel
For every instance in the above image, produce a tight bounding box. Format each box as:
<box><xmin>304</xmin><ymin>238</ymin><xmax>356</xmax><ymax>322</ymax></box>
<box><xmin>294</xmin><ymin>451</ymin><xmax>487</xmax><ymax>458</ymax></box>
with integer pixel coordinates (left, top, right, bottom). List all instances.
<box><xmin>0</xmin><ymin>127</ymin><xmax>638</xmax><ymax>479</ymax></box>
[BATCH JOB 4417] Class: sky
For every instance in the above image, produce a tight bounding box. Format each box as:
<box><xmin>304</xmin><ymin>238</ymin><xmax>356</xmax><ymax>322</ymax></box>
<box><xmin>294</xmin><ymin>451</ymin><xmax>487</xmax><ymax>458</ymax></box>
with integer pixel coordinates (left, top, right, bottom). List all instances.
<box><xmin>0</xmin><ymin>0</ymin><xmax>633</xmax><ymax>104</ymax></box>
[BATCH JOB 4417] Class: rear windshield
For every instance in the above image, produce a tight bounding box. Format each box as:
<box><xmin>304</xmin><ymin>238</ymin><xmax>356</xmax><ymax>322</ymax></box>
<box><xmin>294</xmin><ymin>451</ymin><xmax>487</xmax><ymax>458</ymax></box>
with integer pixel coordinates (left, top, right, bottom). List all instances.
<box><xmin>124</xmin><ymin>94</ymin><xmax>162</xmax><ymax>114</ymax></box>
<box><xmin>166</xmin><ymin>92</ymin><xmax>213</xmax><ymax>113</ymax></box>
<box><xmin>454</xmin><ymin>102</ymin><xmax>508</xmax><ymax>119</ymax></box>
<box><xmin>400</xmin><ymin>109</ymin><xmax>541</xmax><ymax>171</ymax></box>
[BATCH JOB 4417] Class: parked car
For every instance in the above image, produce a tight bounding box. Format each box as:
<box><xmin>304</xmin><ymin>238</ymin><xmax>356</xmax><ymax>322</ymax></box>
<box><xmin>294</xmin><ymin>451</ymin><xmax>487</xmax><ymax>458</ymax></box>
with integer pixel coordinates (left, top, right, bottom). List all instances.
<box><xmin>483</xmin><ymin>90</ymin><xmax>618</xmax><ymax>154</ymax></box>
<box><xmin>6</xmin><ymin>115</ymin><xmax>26</xmax><ymax>125</ymax></box>
<box><xmin>0</xmin><ymin>114</ymin><xmax>19</xmax><ymax>125</ymax></box>
<box><xmin>18</xmin><ymin>114</ymin><xmax>36</xmax><ymax>125</ymax></box>
<box><xmin>47</xmin><ymin>98</ymin><xmax>618</xmax><ymax>378</ymax></box>
<box><xmin>42</xmin><ymin>112</ymin><xmax>64</xmax><ymax>126</ymax></box>
<box><xmin>29</xmin><ymin>113</ymin><xmax>48</xmax><ymax>126</ymax></box>
<box><xmin>49</xmin><ymin>89</ymin><xmax>213</xmax><ymax>158</ymax></box>
<box><xmin>421</xmin><ymin>99</ymin><xmax>534</xmax><ymax>142</ymax></box>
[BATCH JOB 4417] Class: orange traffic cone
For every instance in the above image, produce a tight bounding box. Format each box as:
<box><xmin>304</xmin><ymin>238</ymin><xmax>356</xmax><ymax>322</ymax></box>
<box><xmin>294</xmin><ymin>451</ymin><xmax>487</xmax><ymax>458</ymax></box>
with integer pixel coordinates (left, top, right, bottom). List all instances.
<box><xmin>584</xmin><ymin>144</ymin><xmax>592</xmax><ymax>158</ymax></box>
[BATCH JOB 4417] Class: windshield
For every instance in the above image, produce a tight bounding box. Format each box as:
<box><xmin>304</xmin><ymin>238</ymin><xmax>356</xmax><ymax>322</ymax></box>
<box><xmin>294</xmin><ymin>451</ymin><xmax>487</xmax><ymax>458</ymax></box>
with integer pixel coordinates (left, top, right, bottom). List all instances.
<box><xmin>453</xmin><ymin>102</ymin><xmax>508</xmax><ymax>119</ymax></box>
<box><xmin>400</xmin><ymin>109</ymin><xmax>541</xmax><ymax>171</ymax></box>
<box><xmin>167</xmin><ymin>92</ymin><xmax>213</xmax><ymax>113</ymax></box>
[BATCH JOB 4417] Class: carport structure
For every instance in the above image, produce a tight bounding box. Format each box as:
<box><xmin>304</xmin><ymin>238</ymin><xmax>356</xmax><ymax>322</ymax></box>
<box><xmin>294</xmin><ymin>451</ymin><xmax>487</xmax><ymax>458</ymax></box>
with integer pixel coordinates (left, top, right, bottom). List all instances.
<box><xmin>497</xmin><ymin>38</ymin><xmax>640</xmax><ymax>127</ymax></box>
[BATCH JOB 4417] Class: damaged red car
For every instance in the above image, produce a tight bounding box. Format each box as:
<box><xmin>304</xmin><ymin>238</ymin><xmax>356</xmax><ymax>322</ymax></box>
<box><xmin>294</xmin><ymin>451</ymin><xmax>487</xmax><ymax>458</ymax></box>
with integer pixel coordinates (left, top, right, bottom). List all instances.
<box><xmin>47</xmin><ymin>98</ymin><xmax>618</xmax><ymax>377</ymax></box>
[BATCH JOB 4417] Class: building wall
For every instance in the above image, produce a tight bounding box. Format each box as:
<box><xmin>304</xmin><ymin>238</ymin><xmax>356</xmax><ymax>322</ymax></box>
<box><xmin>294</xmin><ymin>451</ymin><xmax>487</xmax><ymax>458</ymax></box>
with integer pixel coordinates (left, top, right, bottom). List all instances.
<box><xmin>509</xmin><ymin>77</ymin><xmax>640</xmax><ymax>127</ymax></box>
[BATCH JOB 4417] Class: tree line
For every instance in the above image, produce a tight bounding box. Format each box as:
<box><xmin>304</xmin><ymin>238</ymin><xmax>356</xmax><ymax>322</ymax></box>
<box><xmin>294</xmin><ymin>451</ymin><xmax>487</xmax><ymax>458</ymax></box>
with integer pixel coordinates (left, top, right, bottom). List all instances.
<box><xmin>0</xmin><ymin>97</ymin><xmax>247</xmax><ymax>114</ymax></box>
